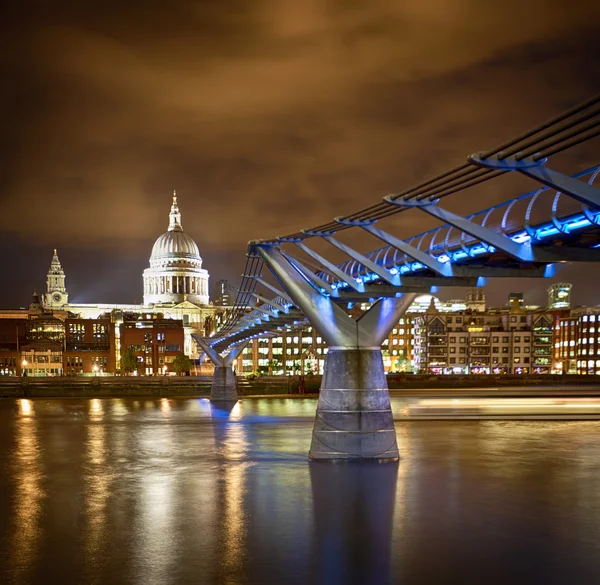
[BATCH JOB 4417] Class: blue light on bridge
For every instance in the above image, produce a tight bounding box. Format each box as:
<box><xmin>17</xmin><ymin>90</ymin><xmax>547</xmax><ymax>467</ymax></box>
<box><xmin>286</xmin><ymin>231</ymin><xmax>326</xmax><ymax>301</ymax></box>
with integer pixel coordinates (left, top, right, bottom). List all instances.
<box><xmin>329</xmin><ymin>206</ymin><xmax>597</xmax><ymax>291</ymax></box>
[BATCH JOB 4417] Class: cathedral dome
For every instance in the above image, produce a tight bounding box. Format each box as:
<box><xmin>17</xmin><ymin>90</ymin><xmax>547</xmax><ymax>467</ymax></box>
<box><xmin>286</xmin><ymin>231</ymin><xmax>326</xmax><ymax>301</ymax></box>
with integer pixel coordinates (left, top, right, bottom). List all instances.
<box><xmin>143</xmin><ymin>191</ymin><xmax>210</xmax><ymax>306</ymax></box>
<box><xmin>150</xmin><ymin>231</ymin><xmax>201</xmax><ymax>264</ymax></box>
<box><xmin>148</xmin><ymin>191</ymin><xmax>202</xmax><ymax>269</ymax></box>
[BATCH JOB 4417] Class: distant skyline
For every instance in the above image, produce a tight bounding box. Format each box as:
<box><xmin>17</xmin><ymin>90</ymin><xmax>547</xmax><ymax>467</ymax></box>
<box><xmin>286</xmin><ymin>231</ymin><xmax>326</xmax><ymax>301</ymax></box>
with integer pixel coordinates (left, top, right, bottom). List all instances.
<box><xmin>1</xmin><ymin>1</ymin><xmax>600</xmax><ymax>307</ymax></box>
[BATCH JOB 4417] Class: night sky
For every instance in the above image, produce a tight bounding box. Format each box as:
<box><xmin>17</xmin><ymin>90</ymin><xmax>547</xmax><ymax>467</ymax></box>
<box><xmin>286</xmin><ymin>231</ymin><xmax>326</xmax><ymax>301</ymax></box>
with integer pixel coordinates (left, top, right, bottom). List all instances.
<box><xmin>2</xmin><ymin>1</ymin><xmax>600</xmax><ymax>309</ymax></box>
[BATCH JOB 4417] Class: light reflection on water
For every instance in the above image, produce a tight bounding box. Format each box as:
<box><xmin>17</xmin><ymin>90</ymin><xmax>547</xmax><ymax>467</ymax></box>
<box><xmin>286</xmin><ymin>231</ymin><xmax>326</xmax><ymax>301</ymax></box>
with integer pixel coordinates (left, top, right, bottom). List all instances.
<box><xmin>0</xmin><ymin>397</ymin><xmax>600</xmax><ymax>584</ymax></box>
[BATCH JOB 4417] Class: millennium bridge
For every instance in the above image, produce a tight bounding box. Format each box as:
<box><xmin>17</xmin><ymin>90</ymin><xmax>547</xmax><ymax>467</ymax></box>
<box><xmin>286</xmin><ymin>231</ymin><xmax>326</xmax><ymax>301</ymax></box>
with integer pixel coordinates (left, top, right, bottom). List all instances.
<box><xmin>194</xmin><ymin>94</ymin><xmax>600</xmax><ymax>461</ymax></box>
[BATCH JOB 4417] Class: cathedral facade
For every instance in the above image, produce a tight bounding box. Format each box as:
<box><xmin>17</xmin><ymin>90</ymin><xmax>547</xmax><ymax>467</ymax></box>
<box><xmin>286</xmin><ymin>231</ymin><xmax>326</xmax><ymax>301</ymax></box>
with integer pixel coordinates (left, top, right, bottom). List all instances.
<box><xmin>43</xmin><ymin>192</ymin><xmax>229</xmax><ymax>359</ymax></box>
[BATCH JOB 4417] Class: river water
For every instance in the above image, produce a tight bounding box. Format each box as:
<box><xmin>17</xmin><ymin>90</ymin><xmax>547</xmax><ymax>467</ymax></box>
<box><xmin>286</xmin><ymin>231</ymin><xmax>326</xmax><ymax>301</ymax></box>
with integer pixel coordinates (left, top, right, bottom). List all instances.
<box><xmin>1</xmin><ymin>397</ymin><xmax>600</xmax><ymax>585</ymax></box>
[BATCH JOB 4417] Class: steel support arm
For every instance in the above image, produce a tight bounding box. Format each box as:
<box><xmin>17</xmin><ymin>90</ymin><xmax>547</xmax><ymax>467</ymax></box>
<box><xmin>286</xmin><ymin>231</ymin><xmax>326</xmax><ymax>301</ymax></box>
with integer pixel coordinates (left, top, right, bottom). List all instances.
<box><xmin>281</xmin><ymin>250</ymin><xmax>335</xmax><ymax>295</ymax></box>
<box><xmin>322</xmin><ymin>235</ymin><xmax>400</xmax><ymax>285</ymax></box>
<box><xmin>355</xmin><ymin>294</ymin><xmax>417</xmax><ymax>346</ymax></box>
<box><xmin>257</xmin><ymin>245</ymin><xmax>416</xmax><ymax>348</ymax></box>
<box><xmin>361</xmin><ymin>224</ymin><xmax>453</xmax><ymax>277</ymax></box>
<box><xmin>253</xmin><ymin>277</ymin><xmax>295</xmax><ymax>306</ymax></box>
<box><xmin>384</xmin><ymin>196</ymin><xmax>533</xmax><ymax>261</ymax></box>
<box><xmin>193</xmin><ymin>336</ymin><xmax>224</xmax><ymax>366</ymax></box>
<box><xmin>223</xmin><ymin>341</ymin><xmax>249</xmax><ymax>367</ymax></box>
<box><xmin>249</xmin><ymin>293</ymin><xmax>289</xmax><ymax>313</ymax></box>
<box><xmin>294</xmin><ymin>241</ymin><xmax>364</xmax><ymax>292</ymax></box>
<box><xmin>257</xmin><ymin>245</ymin><xmax>356</xmax><ymax>346</ymax></box>
<box><xmin>251</xmin><ymin>305</ymin><xmax>278</xmax><ymax>319</ymax></box>
<box><xmin>470</xmin><ymin>153</ymin><xmax>600</xmax><ymax>209</ymax></box>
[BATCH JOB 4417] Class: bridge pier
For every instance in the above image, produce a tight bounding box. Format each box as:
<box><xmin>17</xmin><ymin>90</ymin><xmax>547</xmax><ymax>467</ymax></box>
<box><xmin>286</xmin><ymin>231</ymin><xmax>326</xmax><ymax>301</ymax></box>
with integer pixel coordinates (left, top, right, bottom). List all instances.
<box><xmin>194</xmin><ymin>338</ymin><xmax>248</xmax><ymax>402</ymax></box>
<box><xmin>211</xmin><ymin>365</ymin><xmax>240</xmax><ymax>402</ymax></box>
<box><xmin>257</xmin><ymin>245</ymin><xmax>415</xmax><ymax>461</ymax></box>
<box><xmin>310</xmin><ymin>347</ymin><xmax>398</xmax><ymax>460</ymax></box>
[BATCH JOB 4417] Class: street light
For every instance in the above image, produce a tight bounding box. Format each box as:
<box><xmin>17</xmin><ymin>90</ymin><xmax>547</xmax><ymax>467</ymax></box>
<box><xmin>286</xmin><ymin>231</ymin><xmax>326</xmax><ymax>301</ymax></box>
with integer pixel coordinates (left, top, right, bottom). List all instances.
<box><xmin>93</xmin><ymin>365</ymin><xmax>99</xmax><ymax>376</ymax></box>
<box><xmin>21</xmin><ymin>359</ymin><xmax>27</xmax><ymax>377</ymax></box>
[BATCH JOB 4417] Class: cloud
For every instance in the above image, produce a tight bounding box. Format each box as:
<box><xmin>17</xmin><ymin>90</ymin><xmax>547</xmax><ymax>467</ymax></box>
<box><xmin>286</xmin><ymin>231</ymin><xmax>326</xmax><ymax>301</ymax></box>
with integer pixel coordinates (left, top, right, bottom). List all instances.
<box><xmin>1</xmin><ymin>0</ymin><xmax>599</xmax><ymax>306</ymax></box>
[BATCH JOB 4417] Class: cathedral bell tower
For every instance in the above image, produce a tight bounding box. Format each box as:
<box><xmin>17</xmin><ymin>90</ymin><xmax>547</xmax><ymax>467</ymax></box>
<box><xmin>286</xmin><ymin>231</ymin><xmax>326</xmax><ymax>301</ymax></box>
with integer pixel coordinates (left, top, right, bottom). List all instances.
<box><xmin>44</xmin><ymin>249</ymin><xmax>69</xmax><ymax>308</ymax></box>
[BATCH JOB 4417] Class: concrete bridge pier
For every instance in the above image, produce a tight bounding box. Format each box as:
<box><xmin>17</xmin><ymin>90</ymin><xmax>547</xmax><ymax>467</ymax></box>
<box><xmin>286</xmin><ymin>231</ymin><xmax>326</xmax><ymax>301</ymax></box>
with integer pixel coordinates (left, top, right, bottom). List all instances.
<box><xmin>257</xmin><ymin>245</ymin><xmax>415</xmax><ymax>461</ymax></box>
<box><xmin>195</xmin><ymin>338</ymin><xmax>248</xmax><ymax>402</ymax></box>
<box><xmin>211</xmin><ymin>364</ymin><xmax>240</xmax><ymax>401</ymax></box>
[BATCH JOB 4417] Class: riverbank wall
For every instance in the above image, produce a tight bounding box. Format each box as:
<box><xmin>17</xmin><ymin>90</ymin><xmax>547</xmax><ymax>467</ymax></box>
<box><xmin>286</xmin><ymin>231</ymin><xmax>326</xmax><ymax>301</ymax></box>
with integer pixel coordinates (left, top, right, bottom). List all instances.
<box><xmin>0</xmin><ymin>374</ymin><xmax>599</xmax><ymax>398</ymax></box>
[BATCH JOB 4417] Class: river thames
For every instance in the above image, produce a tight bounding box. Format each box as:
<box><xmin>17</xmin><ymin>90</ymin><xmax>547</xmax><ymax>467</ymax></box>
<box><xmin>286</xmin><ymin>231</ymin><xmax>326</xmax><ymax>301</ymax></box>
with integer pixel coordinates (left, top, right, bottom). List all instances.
<box><xmin>1</xmin><ymin>397</ymin><xmax>600</xmax><ymax>585</ymax></box>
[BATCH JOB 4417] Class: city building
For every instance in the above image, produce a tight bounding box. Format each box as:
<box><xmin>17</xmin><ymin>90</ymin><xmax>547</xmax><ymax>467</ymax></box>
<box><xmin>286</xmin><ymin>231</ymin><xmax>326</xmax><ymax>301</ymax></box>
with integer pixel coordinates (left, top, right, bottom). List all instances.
<box><xmin>33</xmin><ymin>192</ymin><xmax>232</xmax><ymax>364</ymax></box>
<box><xmin>556</xmin><ymin>308</ymin><xmax>600</xmax><ymax>375</ymax></box>
<box><xmin>234</xmin><ymin>290</ymin><xmax>579</xmax><ymax>377</ymax></box>
<box><xmin>119</xmin><ymin>313</ymin><xmax>185</xmax><ymax>375</ymax></box>
<box><xmin>236</xmin><ymin>316</ymin><xmax>417</xmax><ymax>376</ymax></box>
<box><xmin>413</xmin><ymin>298</ymin><xmax>563</xmax><ymax>375</ymax></box>
<box><xmin>0</xmin><ymin>318</ymin><xmax>27</xmax><ymax>376</ymax></box>
<box><xmin>465</xmin><ymin>288</ymin><xmax>486</xmax><ymax>312</ymax></box>
<box><xmin>44</xmin><ymin>249</ymin><xmax>69</xmax><ymax>309</ymax></box>
<box><xmin>64</xmin><ymin>317</ymin><xmax>116</xmax><ymax>375</ymax></box>
<box><xmin>548</xmin><ymin>282</ymin><xmax>572</xmax><ymax>309</ymax></box>
<box><xmin>508</xmin><ymin>292</ymin><xmax>524</xmax><ymax>308</ymax></box>
<box><xmin>214</xmin><ymin>280</ymin><xmax>237</xmax><ymax>307</ymax></box>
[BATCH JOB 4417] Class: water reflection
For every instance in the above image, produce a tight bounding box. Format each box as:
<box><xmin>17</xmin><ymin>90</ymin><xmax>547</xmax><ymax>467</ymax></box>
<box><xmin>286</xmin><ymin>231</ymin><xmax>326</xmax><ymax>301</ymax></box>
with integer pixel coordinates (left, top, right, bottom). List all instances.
<box><xmin>2</xmin><ymin>399</ymin><xmax>600</xmax><ymax>585</ymax></box>
<box><xmin>310</xmin><ymin>462</ymin><xmax>398</xmax><ymax>585</ymax></box>
<box><xmin>83</xmin><ymin>400</ymin><xmax>110</xmax><ymax>583</ymax></box>
<box><xmin>210</xmin><ymin>402</ymin><xmax>251</xmax><ymax>582</ymax></box>
<box><xmin>9</xmin><ymin>400</ymin><xmax>44</xmax><ymax>584</ymax></box>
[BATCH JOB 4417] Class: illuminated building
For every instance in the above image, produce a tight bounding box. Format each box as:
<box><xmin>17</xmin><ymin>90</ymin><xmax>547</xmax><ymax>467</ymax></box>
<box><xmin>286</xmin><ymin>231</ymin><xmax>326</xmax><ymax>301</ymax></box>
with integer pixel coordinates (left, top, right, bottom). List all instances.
<box><xmin>43</xmin><ymin>249</ymin><xmax>68</xmax><ymax>309</ymax></box>
<box><xmin>547</xmin><ymin>282</ymin><xmax>572</xmax><ymax>309</ymax></box>
<box><xmin>413</xmin><ymin>299</ymin><xmax>560</xmax><ymax>374</ymax></box>
<box><xmin>508</xmin><ymin>292</ymin><xmax>524</xmax><ymax>308</ymax></box>
<box><xmin>556</xmin><ymin>309</ymin><xmax>600</xmax><ymax>374</ymax></box>
<box><xmin>142</xmin><ymin>191</ymin><xmax>209</xmax><ymax>306</ymax></box>
<box><xmin>119</xmin><ymin>314</ymin><xmax>185</xmax><ymax>375</ymax></box>
<box><xmin>237</xmin><ymin>316</ymin><xmax>417</xmax><ymax>376</ymax></box>
<box><xmin>214</xmin><ymin>280</ymin><xmax>236</xmax><ymax>307</ymax></box>
<box><xmin>0</xmin><ymin>319</ymin><xmax>27</xmax><ymax>376</ymax></box>
<box><xmin>36</xmin><ymin>192</ymin><xmax>231</xmax><ymax>362</ymax></box>
<box><xmin>465</xmin><ymin>288</ymin><xmax>486</xmax><ymax>312</ymax></box>
<box><xmin>64</xmin><ymin>318</ymin><xmax>116</xmax><ymax>375</ymax></box>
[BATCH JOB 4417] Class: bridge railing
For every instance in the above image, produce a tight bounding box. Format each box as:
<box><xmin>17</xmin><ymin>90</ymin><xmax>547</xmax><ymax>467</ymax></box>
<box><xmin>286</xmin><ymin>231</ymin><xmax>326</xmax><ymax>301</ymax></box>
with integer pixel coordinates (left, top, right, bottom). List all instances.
<box><xmin>316</xmin><ymin>165</ymin><xmax>600</xmax><ymax>282</ymax></box>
